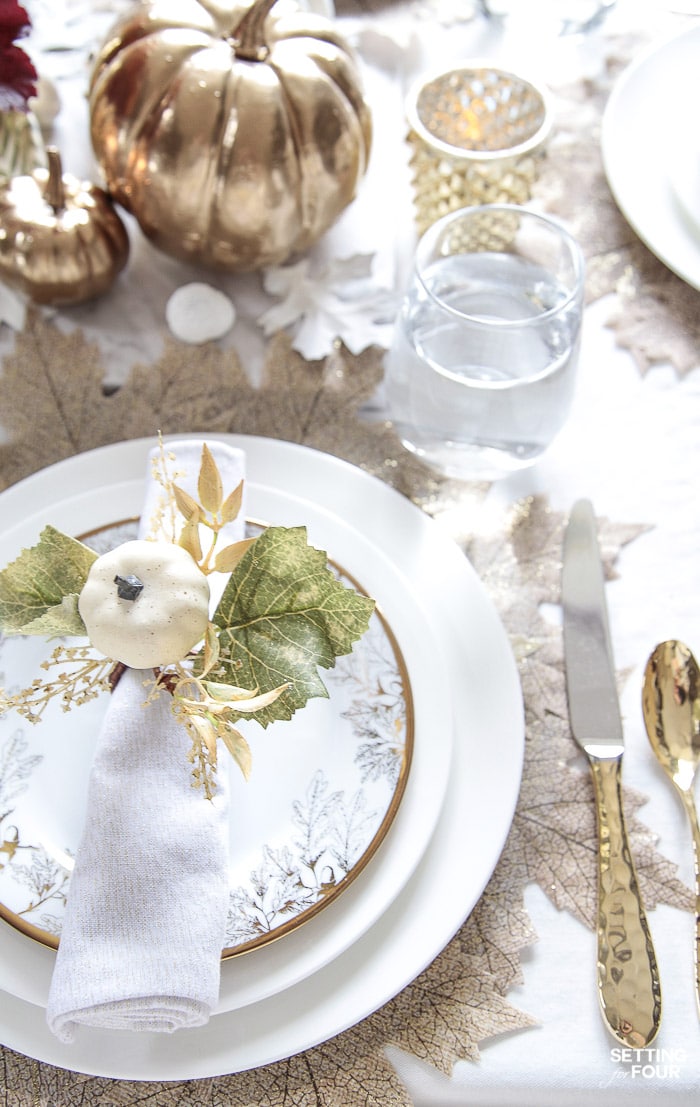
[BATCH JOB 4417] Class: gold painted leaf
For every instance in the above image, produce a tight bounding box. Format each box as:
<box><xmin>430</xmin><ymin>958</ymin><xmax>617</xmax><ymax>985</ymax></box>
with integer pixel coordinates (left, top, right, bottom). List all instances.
<box><xmin>172</xmin><ymin>483</ymin><xmax>200</xmax><ymax>524</ymax></box>
<box><xmin>213</xmin><ymin>537</ymin><xmax>256</xmax><ymax>574</ymax></box>
<box><xmin>220</xmin><ymin>479</ymin><xmax>244</xmax><ymax>525</ymax></box>
<box><xmin>197</xmin><ymin>442</ymin><xmax>223</xmax><ymax>514</ymax></box>
<box><xmin>220</xmin><ymin>726</ymin><xmax>252</xmax><ymax>781</ymax></box>
<box><xmin>178</xmin><ymin>517</ymin><xmax>203</xmax><ymax>562</ymax></box>
<box><xmin>201</xmin><ymin>621</ymin><xmax>220</xmax><ymax>676</ymax></box>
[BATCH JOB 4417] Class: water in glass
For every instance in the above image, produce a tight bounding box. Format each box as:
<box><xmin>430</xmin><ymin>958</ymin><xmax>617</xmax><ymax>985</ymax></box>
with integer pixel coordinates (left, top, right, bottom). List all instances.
<box><xmin>386</xmin><ymin>251</ymin><xmax>580</xmax><ymax>479</ymax></box>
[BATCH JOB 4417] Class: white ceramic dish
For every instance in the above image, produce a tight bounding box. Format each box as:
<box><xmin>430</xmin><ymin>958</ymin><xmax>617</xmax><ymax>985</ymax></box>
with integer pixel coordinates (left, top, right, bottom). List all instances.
<box><xmin>0</xmin><ymin>436</ymin><xmax>524</xmax><ymax>1079</ymax></box>
<box><xmin>0</xmin><ymin>437</ymin><xmax>450</xmax><ymax>1016</ymax></box>
<box><xmin>601</xmin><ymin>23</ymin><xmax>700</xmax><ymax>290</ymax></box>
<box><xmin>0</xmin><ymin>532</ymin><xmax>414</xmax><ymax>960</ymax></box>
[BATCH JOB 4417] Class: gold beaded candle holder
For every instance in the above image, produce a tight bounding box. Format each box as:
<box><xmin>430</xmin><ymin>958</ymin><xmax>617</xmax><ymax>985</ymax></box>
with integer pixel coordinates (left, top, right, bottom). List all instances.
<box><xmin>406</xmin><ymin>64</ymin><xmax>552</xmax><ymax>235</ymax></box>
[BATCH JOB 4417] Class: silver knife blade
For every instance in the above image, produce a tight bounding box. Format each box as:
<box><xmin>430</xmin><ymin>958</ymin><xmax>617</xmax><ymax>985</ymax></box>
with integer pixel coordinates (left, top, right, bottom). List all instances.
<box><xmin>562</xmin><ymin>498</ymin><xmax>662</xmax><ymax>1048</ymax></box>
<box><xmin>562</xmin><ymin>498</ymin><xmax>623</xmax><ymax>755</ymax></box>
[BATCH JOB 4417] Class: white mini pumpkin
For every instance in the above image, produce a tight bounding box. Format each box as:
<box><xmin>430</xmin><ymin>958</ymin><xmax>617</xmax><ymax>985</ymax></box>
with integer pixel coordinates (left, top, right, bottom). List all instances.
<box><xmin>78</xmin><ymin>540</ymin><xmax>210</xmax><ymax>668</ymax></box>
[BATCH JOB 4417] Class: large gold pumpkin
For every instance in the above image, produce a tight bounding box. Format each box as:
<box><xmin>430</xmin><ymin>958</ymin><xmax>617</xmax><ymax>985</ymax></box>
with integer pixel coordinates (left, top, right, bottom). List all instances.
<box><xmin>88</xmin><ymin>0</ymin><xmax>372</xmax><ymax>271</ymax></box>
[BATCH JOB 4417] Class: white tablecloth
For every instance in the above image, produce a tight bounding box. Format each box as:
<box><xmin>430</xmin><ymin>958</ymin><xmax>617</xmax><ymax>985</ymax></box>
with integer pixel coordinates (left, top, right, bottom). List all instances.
<box><xmin>2</xmin><ymin>0</ymin><xmax>700</xmax><ymax>1101</ymax></box>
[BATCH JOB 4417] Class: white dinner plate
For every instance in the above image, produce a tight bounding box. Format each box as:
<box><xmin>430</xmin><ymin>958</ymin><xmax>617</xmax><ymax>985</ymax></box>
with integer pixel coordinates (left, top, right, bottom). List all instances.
<box><xmin>0</xmin><ymin>436</ymin><xmax>524</xmax><ymax>1079</ymax></box>
<box><xmin>0</xmin><ymin>517</ymin><xmax>413</xmax><ymax>960</ymax></box>
<box><xmin>0</xmin><ymin>436</ymin><xmax>450</xmax><ymax>1015</ymax></box>
<box><xmin>601</xmin><ymin>23</ymin><xmax>700</xmax><ymax>290</ymax></box>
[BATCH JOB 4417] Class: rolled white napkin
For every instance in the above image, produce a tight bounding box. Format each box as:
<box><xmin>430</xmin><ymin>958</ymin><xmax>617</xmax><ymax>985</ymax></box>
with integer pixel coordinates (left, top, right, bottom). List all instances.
<box><xmin>46</xmin><ymin>439</ymin><xmax>245</xmax><ymax>1041</ymax></box>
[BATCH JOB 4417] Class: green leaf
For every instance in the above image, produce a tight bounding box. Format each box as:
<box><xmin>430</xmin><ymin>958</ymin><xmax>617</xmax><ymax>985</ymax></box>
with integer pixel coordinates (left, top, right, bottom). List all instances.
<box><xmin>20</xmin><ymin>593</ymin><xmax>86</xmax><ymax>638</ymax></box>
<box><xmin>211</xmin><ymin>526</ymin><xmax>375</xmax><ymax>726</ymax></box>
<box><xmin>0</xmin><ymin>525</ymin><xmax>97</xmax><ymax>637</ymax></box>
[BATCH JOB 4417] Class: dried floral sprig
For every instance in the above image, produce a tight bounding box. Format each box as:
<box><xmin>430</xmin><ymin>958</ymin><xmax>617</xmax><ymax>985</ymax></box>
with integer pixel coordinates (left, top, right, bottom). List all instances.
<box><xmin>157</xmin><ymin>660</ymin><xmax>289</xmax><ymax>800</ymax></box>
<box><xmin>0</xmin><ymin>645</ymin><xmax>114</xmax><ymax>723</ymax></box>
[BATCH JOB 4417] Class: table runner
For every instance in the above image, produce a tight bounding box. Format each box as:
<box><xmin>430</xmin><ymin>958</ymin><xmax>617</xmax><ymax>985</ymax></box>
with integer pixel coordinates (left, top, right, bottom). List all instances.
<box><xmin>0</xmin><ymin>16</ymin><xmax>698</xmax><ymax>1107</ymax></box>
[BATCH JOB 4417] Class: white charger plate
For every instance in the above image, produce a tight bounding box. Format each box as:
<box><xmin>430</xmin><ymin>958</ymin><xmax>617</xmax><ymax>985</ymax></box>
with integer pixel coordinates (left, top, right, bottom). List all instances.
<box><xmin>601</xmin><ymin>22</ymin><xmax>700</xmax><ymax>290</ymax></box>
<box><xmin>0</xmin><ymin>436</ymin><xmax>449</xmax><ymax>1015</ymax></box>
<box><xmin>0</xmin><ymin>436</ymin><xmax>523</xmax><ymax>1079</ymax></box>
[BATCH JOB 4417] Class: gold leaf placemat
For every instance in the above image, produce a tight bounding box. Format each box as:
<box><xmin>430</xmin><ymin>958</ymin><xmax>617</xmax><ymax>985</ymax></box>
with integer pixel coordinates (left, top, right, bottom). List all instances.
<box><xmin>0</xmin><ymin>310</ymin><xmax>435</xmax><ymax>501</ymax></box>
<box><xmin>0</xmin><ymin>318</ymin><xmax>692</xmax><ymax>1107</ymax></box>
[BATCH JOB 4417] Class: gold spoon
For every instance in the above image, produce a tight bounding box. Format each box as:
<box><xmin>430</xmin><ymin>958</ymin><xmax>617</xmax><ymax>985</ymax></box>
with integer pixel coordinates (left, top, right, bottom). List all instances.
<box><xmin>642</xmin><ymin>640</ymin><xmax>700</xmax><ymax>1015</ymax></box>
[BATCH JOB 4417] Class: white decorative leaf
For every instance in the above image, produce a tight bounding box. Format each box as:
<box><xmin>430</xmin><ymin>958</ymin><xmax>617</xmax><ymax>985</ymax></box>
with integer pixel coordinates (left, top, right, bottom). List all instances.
<box><xmin>259</xmin><ymin>254</ymin><xmax>399</xmax><ymax>359</ymax></box>
<box><xmin>0</xmin><ymin>730</ymin><xmax>42</xmax><ymax>810</ymax></box>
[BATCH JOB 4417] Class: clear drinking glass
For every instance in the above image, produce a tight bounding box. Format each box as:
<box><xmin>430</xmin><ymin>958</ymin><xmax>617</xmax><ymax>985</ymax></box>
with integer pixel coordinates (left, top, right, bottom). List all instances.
<box><xmin>477</xmin><ymin>0</ymin><xmax>617</xmax><ymax>36</ymax></box>
<box><xmin>384</xmin><ymin>204</ymin><xmax>585</xmax><ymax>481</ymax></box>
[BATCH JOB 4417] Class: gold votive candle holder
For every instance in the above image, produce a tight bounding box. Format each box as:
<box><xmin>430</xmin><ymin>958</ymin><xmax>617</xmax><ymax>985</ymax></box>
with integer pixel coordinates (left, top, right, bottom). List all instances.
<box><xmin>406</xmin><ymin>63</ymin><xmax>552</xmax><ymax>235</ymax></box>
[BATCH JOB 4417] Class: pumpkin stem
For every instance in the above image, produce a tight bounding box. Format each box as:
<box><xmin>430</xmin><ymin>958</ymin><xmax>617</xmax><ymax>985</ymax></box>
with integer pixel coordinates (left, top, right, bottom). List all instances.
<box><xmin>114</xmin><ymin>573</ymin><xmax>145</xmax><ymax>601</ymax></box>
<box><xmin>231</xmin><ymin>0</ymin><xmax>277</xmax><ymax>61</ymax></box>
<box><xmin>44</xmin><ymin>146</ymin><xmax>65</xmax><ymax>213</ymax></box>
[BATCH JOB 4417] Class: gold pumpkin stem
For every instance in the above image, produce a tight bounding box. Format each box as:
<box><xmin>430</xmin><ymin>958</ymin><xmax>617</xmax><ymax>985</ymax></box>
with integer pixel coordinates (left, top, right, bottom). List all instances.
<box><xmin>44</xmin><ymin>146</ymin><xmax>65</xmax><ymax>214</ymax></box>
<box><xmin>231</xmin><ymin>0</ymin><xmax>277</xmax><ymax>61</ymax></box>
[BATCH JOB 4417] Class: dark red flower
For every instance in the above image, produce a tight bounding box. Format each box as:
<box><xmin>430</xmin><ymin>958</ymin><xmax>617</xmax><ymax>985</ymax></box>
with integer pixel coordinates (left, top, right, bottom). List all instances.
<box><xmin>0</xmin><ymin>0</ymin><xmax>37</xmax><ymax>110</ymax></box>
<box><xmin>0</xmin><ymin>0</ymin><xmax>31</xmax><ymax>45</ymax></box>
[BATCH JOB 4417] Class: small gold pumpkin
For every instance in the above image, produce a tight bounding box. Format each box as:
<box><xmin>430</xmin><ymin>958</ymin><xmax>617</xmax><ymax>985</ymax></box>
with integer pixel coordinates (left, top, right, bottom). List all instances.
<box><xmin>0</xmin><ymin>147</ymin><xmax>129</xmax><ymax>305</ymax></box>
<box><xmin>88</xmin><ymin>0</ymin><xmax>372</xmax><ymax>271</ymax></box>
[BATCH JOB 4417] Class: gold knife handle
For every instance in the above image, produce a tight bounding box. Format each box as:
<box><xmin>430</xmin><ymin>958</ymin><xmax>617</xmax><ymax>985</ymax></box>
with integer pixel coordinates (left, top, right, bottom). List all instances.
<box><xmin>589</xmin><ymin>756</ymin><xmax>662</xmax><ymax>1047</ymax></box>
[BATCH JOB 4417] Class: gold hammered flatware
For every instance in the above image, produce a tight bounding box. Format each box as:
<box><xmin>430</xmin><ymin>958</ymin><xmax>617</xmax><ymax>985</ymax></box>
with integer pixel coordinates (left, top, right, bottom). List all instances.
<box><xmin>642</xmin><ymin>639</ymin><xmax>700</xmax><ymax>1015</ymax></box>
<box><xmin>562</xmin><ymin>499</ymin><xmax>662</xmax><ymax>1047</ymax></box>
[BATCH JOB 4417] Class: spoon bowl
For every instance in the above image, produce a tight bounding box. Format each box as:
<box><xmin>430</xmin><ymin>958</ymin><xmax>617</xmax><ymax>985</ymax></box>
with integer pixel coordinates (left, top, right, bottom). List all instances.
<box><xmin>642</xmin><ymin>639</ymin><xmax>700</xmax><ymax>1015</ymax></box>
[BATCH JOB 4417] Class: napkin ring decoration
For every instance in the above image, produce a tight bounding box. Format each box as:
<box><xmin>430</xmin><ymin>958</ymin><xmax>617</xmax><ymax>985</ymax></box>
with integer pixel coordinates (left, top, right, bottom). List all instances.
<box><xmin>0</xmin><ymin>438</ymin><xmax>375</xmax><ymax>798</ymax></box>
